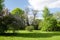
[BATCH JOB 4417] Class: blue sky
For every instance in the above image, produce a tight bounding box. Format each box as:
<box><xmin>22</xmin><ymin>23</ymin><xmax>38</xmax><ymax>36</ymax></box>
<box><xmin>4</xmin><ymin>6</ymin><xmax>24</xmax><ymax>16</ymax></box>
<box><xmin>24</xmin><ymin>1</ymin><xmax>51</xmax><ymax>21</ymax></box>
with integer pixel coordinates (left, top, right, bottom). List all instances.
<box><xmin>5</xmin><ymin>0</ymin><xmax>60</xmax><ymax>12</ymax></box>
<box><xmin>5</xmin><ymin>0</ymin><xmax>28</xmax><ymax>11</ymax></box>
<box><xmin>4</xmin><ymin>0</ymin><xmax>60</xmax><ymax>19</ymax></box>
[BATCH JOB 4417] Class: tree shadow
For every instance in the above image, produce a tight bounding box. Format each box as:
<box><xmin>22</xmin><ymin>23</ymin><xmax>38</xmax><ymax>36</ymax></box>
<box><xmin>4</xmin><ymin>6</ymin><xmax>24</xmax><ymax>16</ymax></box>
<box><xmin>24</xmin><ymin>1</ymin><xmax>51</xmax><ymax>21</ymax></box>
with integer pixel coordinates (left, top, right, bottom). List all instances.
<box><xmin>0</xmin><ymin>32</ymin><xmax>60</xmax><ymax>38</ymax></box>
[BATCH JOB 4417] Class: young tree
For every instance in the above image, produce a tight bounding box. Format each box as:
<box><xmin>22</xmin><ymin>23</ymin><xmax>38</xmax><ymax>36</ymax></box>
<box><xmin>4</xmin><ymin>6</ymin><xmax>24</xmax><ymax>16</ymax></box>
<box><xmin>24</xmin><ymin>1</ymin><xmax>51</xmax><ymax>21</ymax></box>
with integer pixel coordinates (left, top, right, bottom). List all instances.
<box><xmin>41</xmin><ymin>7</ymin><xmax>57</xmax><ymax>31</ymax></box>
<box><xmin>43</xmin><ymin>7</ymin><xmax>50</xmax><ymax>21</ymax></box>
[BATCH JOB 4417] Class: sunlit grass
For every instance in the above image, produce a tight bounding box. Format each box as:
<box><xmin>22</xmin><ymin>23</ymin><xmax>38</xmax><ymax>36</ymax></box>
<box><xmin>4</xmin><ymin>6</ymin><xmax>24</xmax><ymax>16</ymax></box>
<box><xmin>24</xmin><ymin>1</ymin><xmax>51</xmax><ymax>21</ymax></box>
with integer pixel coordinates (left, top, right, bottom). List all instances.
<box><xmin>0</xmin><ymin>30</ymin><xmax>60</xmax><ymax>40</ymax></box>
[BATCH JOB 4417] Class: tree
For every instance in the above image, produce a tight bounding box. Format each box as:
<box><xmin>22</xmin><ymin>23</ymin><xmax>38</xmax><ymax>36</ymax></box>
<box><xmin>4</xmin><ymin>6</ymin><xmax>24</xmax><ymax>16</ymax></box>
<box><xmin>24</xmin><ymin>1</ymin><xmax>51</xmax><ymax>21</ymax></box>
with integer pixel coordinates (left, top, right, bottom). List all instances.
<box><xmin>3</xmin><ymin>14</ymin><xmax>16</xmax><ymax>32</ymax></box>
<box><xmin>2</xmin><ymin>8</ymin><xmax>9</xmax><ymax>16</ymax></box>
<box><xmin>32</xmin><ymin>10</ymin><xmax>38</xmax><ymax>20</ymax></box>
<box><xmin>24</xmin><ymin>7</ymin><xmax>30</xmax><ymax>26</ymax></box>
<box><xmin>43</xmin><ymin>7</ymin><xmax>50</xmax><ymax>20</ymax></box>
<box><xmin>0</xmin><ymin>0</ymin><xmax>4</xmax><ymax>9</ymax></box>
<box><xmin>0</xmin><ymin>0</ymin><xmax>5</xmax><ymax>33</ymax></box>
<box><xmin>11</xmin><ymin>8</ymin><xmax>24</xmax><ymax>16</ymax></box>
<box><xmin>32</xmin><ymin>10</ymin><xmax>39</xmax><ymax>30</ymax></box>
<box><xmin>34</xmin><ymin>19</ymin><xmax>41</xmax><ymax>30</ymax></box>
<box><xmin>11</xmin><ymin>8</ymin><xmax>25</xmax><ymax>30</ymax></box>
<box><xmin>54</xmin><ymin>12</ymin><xmax>60</xmax><ymax>20</ymax></box>
<box><xmin>54</xmin><ymin>12</ymin><xmax>60</xmax><ymax>31</ymax></box>
<box><xmin>41</xmin><ymin>7</ymin><xmax>57</xmax><ymax>31</ymax></box>
<box><xmin>0</xmin><ymin>0</ymin><xmax>4</xmax><ymax>14</ymax></box>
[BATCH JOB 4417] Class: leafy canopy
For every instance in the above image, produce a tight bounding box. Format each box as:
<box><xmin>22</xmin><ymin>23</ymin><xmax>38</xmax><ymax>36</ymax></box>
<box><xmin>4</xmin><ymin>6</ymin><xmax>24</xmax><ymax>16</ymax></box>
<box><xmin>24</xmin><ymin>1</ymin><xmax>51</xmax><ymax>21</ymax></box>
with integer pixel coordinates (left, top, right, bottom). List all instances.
<box><xmin>11</xmin><ymin>8</ymin><xmax>24</xmax><ymax>16</ymax></box>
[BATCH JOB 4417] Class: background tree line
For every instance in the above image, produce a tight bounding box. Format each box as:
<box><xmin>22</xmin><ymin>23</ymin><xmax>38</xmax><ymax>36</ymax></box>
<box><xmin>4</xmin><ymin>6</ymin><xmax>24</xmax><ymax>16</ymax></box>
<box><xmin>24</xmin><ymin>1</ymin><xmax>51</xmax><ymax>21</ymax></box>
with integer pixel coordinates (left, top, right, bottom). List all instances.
<box><xmin>0</xmin><ymin>0</ymin><xmax>60</xmax><ymax>33</ymax></box>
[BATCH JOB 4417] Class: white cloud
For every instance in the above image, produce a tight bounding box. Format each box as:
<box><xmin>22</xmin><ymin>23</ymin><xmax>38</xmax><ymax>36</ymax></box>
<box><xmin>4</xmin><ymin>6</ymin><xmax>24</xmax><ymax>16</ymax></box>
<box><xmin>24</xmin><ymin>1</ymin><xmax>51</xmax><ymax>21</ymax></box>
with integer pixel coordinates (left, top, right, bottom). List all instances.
<box><xmin>28</xmin><ymin>0</ymin><xmax>60</xmax><ymax>10</ymax></box>
<box><xmin>48</xmin><ymin>0</ymin><xmax>60</xmax><ymax>8</ymax></box>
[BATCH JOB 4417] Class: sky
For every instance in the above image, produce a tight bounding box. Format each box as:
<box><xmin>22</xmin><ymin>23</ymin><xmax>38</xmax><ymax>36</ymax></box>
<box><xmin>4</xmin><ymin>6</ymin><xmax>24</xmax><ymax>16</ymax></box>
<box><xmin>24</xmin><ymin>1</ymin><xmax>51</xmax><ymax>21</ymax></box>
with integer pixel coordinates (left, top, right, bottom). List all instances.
<box><xmin>4</xmin><ymin>0</ymin><xmax>29</xmax><ymax>11</ymax></box>
<box><xmin>5</xmin><ymin>0</ymin><xmax>60</xmax><ymax>19</ymax></box>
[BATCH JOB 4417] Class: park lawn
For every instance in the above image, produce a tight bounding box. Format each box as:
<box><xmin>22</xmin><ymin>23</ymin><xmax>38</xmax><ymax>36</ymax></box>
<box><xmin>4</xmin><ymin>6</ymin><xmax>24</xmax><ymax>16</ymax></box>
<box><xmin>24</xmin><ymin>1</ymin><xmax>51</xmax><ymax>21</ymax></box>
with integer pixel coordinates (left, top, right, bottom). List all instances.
<box><xmin>0</xmin><ymin>30</ymin><xmax>60</xmax><ymax>40</ymax></box>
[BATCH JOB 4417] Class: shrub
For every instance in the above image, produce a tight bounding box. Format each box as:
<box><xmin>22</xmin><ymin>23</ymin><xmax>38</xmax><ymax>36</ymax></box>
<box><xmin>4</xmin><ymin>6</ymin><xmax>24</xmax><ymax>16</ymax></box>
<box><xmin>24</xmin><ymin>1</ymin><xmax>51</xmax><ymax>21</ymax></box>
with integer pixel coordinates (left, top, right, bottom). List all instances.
<box><xmin>25</xmin><ymin>26</ymin><xmax>34</xmax><ymax>31</ymax></box>
<box><xmin>38</xmin><ymin>22</ymin><xmax>42</xmax><ymax>30</ymax></box>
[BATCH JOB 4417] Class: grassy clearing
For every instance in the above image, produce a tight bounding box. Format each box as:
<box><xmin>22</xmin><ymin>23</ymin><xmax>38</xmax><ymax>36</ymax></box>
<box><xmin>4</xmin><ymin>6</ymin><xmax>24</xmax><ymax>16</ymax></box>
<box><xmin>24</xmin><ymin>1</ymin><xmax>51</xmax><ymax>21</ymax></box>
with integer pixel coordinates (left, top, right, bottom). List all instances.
<box><xmin>0</xmin><ymin>30</ymin><xmax>60</xmax><ymax>40</ymax></box>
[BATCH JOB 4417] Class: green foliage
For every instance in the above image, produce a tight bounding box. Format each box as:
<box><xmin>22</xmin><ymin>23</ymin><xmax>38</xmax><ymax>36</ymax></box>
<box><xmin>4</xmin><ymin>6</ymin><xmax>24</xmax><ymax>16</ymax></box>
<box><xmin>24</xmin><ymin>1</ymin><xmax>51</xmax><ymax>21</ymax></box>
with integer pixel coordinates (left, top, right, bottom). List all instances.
<box><xmin>0</xmin><ymin>16</ymin><xmax>8</xmax><ymax>33</ymax></box>
<box><xmin>40</xmin><ymin>21</ymin><xmax>48</xmax><ymax>31</ymax></box>
<box><xmin>41</xmin><ymin>18</ymin><xmax>57</xmax><ymax>31</ymax></box>
<box><xmin>3</xmin><ymin>15</ymin><xmax>16</xmax><ymax>33</ymax></box>
<box><xmin>11</xmin><ymin>8</ymin><xmax>26</xmax><ymax>30</ymax></box>
<box><xmin>41</xmin><ymin>7</ymin><xmax>51</xmax><ymax>31</ymax></box>
<box><xmin>1</xmin><ymin>31</ymin><xmax>60</xmax><ymax>40</ymax></box>
<box><xmin>41</xmin><ymin>7</ymin><xmax>57</xmax><ymax>31</ymax></box>
<box><xmin>25</xmin><ymin>26</ymin><xmax>34</xmax><ymax>31</ymax></box>
<box><xmin>43</xmin><ymin>7</ymin><xmax>50</xmax><ymax>20</ymax></box>
<box><xmin>57</xmin><ymin>21</ymin><xmax>60</xmax><ymax>27</ymax></box>
<box><xmin>11</xmin><ymin>8</ymin><xmax>24</xmax><ymax>16</ymax></box>
<box><xmin>0</xmin><ymin>0</ymin><xmax>4</xmax><ymax>12</ymax></box>
<box><xmin>32</xmin><ymin>19</ymin><xmax>41</xmax><ymax>30</ymax></box>
<box><xmin>0</xmin><ymin>0</ymin><xmax>6</xmax><ymax>33</ymax></box>
<box><xmin>38</xmin><ymin>19</ymin><xmax>42</xmax><ymax>30</ymax></box>
<box><xmin>55</xmin><ymin>21</ymin><xmax>60</xmax><ymax>31</ymax></box>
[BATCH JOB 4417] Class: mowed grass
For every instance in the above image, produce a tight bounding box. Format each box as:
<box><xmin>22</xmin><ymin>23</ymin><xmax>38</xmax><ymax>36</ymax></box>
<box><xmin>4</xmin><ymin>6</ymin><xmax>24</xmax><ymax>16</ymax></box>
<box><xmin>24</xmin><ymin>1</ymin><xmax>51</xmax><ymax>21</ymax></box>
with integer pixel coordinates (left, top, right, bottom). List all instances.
<box><xmin>0</xmin><ymin>30</ymin><xmax>60</xmax><ymax>40</ymax></box>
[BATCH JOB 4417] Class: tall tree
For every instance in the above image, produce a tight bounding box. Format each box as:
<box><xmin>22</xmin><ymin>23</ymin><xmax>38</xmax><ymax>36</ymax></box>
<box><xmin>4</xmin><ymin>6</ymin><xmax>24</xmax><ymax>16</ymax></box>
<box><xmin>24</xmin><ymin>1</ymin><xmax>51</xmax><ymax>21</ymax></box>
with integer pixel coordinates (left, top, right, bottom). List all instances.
<box><xmin>41</xmin><ymin>7</ymin><xmax>57</xmax><ymax>31</ymax></box>
<box><xmin>43</xmin><ymin>7</ymin><xmax>50</xmax><ymax>20</ymax></box>
<box><xmin>0</xmin><ymin>0</ymin><xmax>5</xmax><ymax>33</ymax></box>
<box><xmin>32</xmin><ymin>10</ymin><xmax>38</xmax><ymax>30</ymax></box>
<box><xmin>32</xmin><ymin>10</ymin><xmax>38</xmax><ymax>20</ymax></box>
<box><xmin>25</xmin><ymin>7</ymin><xmax>30</xmax><ymax>26</ymax></box>
<box><xmin>54</xmin><ymin>12</ymin><xmax>60</xmax><ymax>31</ymax></box>
<box><xmin>11</xmin><ymin>8</ymin><xmax>25</xmax><ymax>30</ymax></box>
<box><xmin>0</xmin><ymin>0</ymin><xmax>4</xmax><ymax>15</ymax></box>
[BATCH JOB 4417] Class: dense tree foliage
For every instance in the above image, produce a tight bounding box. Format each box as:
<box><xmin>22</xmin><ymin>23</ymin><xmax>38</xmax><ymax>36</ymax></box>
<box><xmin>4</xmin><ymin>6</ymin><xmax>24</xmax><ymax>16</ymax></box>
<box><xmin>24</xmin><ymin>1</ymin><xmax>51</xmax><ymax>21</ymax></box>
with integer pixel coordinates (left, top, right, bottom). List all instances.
<box><xmin>0</xmin><ymin>0</ymin><xmax>60</xmax><ymax>33</ymax></box>
<box><xmin>41</xmin><ymin>7</ymin><xmax>57</xmax><ymax>31</ymax></box>
<box><xmin>0</xmin><ymin>0</ymin><xmax>5</xmax><ymax>33</ymax></box>
<box><xmin>11</xmin><ymin>8</ymin><xmax>25</xmax><ymax>30</ymax></box>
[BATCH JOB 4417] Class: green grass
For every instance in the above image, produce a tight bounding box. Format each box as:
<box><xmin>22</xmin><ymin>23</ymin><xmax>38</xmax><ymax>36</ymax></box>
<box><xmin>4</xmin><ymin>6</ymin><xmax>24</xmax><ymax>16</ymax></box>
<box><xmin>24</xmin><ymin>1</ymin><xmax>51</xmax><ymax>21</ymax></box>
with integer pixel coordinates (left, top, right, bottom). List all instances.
<box><xmin>0</xmin><ymin>30</ymin><xmax>60</xmax><ymax>40</ymax></box>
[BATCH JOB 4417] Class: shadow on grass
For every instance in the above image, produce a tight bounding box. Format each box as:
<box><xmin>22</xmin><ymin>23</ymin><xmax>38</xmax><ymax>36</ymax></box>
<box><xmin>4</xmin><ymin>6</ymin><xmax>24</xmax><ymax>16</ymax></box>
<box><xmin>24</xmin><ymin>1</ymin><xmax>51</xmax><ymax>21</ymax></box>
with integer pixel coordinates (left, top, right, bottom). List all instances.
<box><xmin>0</xmin><ymin>32</ymin><xmax>60</xmax><ymax>38</ymax></box>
